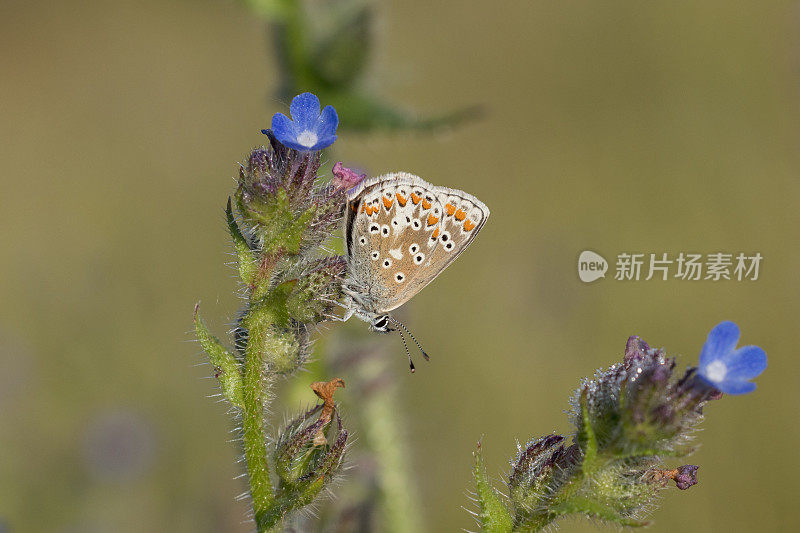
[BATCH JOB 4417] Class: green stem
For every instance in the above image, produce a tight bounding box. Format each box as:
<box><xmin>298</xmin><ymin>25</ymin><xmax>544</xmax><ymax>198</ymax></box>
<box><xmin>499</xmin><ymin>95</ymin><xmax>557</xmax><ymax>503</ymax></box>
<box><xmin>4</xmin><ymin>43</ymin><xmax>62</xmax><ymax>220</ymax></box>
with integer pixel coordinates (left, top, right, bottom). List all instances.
<box><xmin>242</xmin><ymin>309</ymin><xmax>276</xmax><ymax>531</ymax></box>
<box><xmin>241</xmin><ymin>281</ymin><xmax>296</xmax><ymax>530</ymax></box>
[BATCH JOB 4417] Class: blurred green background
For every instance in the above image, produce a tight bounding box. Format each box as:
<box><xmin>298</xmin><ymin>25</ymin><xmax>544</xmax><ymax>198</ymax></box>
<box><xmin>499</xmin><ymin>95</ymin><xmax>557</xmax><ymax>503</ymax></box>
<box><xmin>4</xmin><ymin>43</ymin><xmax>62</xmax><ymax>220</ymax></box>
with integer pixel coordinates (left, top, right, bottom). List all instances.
<box><xmin>2</xmin><ymin>0</ymin><xmax>799</xmax><ymax>531</ymax></box>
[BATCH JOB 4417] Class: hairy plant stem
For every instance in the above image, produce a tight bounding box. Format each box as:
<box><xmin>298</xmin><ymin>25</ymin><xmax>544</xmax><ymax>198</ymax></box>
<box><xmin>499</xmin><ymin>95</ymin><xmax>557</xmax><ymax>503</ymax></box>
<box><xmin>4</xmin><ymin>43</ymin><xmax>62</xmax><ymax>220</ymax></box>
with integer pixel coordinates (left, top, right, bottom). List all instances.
<box><xmin>242</xmin><ymin>307</ymin><xmax>276</xmax><ymax>531</ymax></box>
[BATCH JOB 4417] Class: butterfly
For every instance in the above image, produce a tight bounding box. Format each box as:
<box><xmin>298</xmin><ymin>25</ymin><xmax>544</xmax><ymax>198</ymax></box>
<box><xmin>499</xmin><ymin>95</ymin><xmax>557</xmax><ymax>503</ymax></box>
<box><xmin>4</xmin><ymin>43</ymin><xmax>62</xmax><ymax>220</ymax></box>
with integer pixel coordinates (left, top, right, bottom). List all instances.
<box><xmin>341</xmin><ymin>172</ymin><xmax>490</xmax><ymax>370</ymax></box>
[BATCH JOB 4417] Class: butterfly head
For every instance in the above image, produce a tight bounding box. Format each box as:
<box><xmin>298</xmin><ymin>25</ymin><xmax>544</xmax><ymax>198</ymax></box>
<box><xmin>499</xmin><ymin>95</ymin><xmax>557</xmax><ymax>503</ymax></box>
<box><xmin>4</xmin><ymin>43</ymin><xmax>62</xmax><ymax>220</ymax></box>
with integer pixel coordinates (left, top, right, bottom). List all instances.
<box><xmin>369</xmin><ymin>314</ymin><xmax>393</xmax><ymax>333</ymax></box>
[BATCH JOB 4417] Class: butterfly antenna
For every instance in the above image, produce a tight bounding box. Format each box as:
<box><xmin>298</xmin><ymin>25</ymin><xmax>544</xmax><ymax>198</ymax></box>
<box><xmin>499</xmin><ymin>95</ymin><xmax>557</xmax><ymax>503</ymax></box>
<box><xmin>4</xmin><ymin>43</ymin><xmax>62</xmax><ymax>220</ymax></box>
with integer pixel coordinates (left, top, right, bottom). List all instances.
<box><xmin>397</xmin><ymin>328</ymin><xmax>415</xmax><ymax>373</ymax></box>
<box><xmin>389</xmin><ymin>317</ymin><xmax>430</xmax><ymax>361</ymax></box>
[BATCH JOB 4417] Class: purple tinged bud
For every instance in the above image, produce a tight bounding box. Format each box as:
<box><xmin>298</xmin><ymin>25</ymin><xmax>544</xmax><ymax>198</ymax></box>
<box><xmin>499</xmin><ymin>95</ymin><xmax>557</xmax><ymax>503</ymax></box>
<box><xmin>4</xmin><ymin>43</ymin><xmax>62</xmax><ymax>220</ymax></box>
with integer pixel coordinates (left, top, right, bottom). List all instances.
<box><xmin>331</xmin><ymin>162</ymin><xmax>366</xmax><ymax>191</ymax></box>
<box><xmin>248</xmin><ymin>148</ymin><xmax>269</xmax><ymax>175</ymax></box>
<box><xmin>508</xmin><ymin>434</ymin><xmax>566</xmax><ymax>489</ymax></box>
<box><xmin>673</xmin><ymin>464</ymin><xmax>699</xmax><ymax>490</ymax></box>
<box><xmin>625</xmin><ymin>335</ymin><xmax>650</xmax><ymax>364</ymax></box>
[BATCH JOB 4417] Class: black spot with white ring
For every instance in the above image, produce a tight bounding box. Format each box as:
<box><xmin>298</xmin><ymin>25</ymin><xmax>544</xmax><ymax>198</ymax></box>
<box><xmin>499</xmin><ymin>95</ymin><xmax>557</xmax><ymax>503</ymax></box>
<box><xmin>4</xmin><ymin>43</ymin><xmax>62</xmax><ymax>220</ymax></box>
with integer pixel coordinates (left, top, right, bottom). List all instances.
<box><xmin>414</xmin><ymin>253</ymin><xmax>425</xmax><ymax>264</ymax></box>
<box><xmin>409</xmin><ymin>244</ymin><xmax>419</xmax><ymax>254</ymax></box>
<box><xmin>359</xmin><ymin>236</ymin><xmax>367</xmax><ymax>246</ymax></box>
<box><xmin>411</xmin><ymin>219</ymin><xmax>422</xmax><ymax>230</ymax></box>
<box><xmin>381</xmin><ymin>225</ymin><xmax>390</xmax><ymax>237</ymax></box>
<box><xmin>371</xmin><ymin>251</ymin><xmax>380</xmax><ymax>260</ymax></box>
<box><xmin>369</xmin><ymin>224</ymin><xmax>380</xmax><ymax>234</ymax></box>
<box><xmin>382</xmin><ymin>258</ymin><xmax>392</xmax><ymax>268</ymax></box>
<box><xmin>395</xmin><ymin>272</ymin><xmax>405</xmax><ymax>283</ymax></box>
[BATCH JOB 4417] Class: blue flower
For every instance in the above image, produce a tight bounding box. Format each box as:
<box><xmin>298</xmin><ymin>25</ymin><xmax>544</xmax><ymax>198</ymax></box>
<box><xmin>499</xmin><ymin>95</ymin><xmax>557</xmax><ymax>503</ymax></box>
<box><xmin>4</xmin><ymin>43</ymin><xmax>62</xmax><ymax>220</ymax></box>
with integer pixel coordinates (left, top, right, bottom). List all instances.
<box><xmin>264</xmin><ymin>92</ymin><xmax>338</xmax><ymax>151</ymax></box>
<box><xmin>697</xmin><ymin>321</ymin><xmax>766</xmax><ymax>395</ymax></box>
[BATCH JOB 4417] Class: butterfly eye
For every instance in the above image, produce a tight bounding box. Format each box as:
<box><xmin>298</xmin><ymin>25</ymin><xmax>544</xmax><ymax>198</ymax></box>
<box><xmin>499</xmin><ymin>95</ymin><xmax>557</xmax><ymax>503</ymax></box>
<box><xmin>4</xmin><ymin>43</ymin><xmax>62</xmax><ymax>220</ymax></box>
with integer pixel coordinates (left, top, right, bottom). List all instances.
<box><xmin>382</xmin><ymin>258</ymin><xmax>392</xmax><ymax>268</ymax></box>
<box><xmin>371</xmin><ymin>251</ymin><xmax>379</xmax><ymax>260</ymax></box>
<box><xmin>414</xmin><ymin>253</ymin><xmax>425</xmax><ymax>264</ymax></box>
<box><xmin>409</xmin><ymin>244</ymin><xmax>419</xmax><ymax>254</ymax></box>
<box><xmin>395</xmin><ymin>272</ymin><xmax>405</xmax><ymax>283</ymax></box>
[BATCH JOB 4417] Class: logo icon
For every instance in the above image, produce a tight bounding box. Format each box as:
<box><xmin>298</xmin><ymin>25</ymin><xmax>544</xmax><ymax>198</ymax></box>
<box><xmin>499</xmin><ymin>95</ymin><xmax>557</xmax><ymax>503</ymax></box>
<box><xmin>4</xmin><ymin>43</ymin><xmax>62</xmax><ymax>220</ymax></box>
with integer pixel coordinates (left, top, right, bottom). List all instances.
<box><xmin>578</xmin><ymin>250</ymin><xmax>608</xmax><ymax>283</ymax></box>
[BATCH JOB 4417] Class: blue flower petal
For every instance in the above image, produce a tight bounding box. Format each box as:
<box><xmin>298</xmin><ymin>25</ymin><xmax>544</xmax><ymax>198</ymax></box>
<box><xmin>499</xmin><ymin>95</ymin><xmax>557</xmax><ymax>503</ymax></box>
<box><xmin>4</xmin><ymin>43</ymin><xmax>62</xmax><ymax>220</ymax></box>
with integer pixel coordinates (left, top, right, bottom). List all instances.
<box><xmin>271</xmin><ymin>112</ymin><xmax>297</xmax><ymax>141</ymax></box>
<box><xmin>290</xmin><ymin>92</ymin><xmax>321</xmax><ymax>130</ymax></box>
<box><xmin>316</xmin><ymin>105</ymin><xmax>340</xmax><ymax>138</ymax></box>
<box><xmin>715</xmin><ymin>379</ymin><xmax>757</xmax><ymax>395</ymax></box>
<box><xmin>697</xmin><ymin>321</ymin><xmax>767</xmax><ymax>396</ymax></box>
<box><xmin>309</xmin><ymin>134</ymin><xmax>337</xmax><ymax>151</ymax></box>
<box><xmin>698</xmin><ymin>321</ymin><xmax>740</xmax><ymax>367</ymax></box>
<box><xmin>264</xmin><ymin>93</ymin><xmax>339</xmax><ymax>151</ymax></box>
<box><xmin>725</xmin><ymin>345</ymin><xmax>767</xmax><ymax>381</ymax></box>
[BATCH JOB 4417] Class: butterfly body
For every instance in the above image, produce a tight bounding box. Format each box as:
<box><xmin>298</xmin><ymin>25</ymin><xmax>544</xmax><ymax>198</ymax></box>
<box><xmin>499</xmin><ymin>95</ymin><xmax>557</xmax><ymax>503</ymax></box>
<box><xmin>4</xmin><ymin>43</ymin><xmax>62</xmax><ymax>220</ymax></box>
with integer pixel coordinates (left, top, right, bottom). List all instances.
<box><xmin>342</xmin><ymin>172</ymin><xmax>490</xmax><ymax>331</ymax></box>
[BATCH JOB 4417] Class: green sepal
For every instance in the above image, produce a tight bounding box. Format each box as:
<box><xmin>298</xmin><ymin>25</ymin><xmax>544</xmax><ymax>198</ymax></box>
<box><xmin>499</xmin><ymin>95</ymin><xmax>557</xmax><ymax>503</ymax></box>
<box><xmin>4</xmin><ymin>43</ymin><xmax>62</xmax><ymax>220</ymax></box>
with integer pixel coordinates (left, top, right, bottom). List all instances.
<box><xmin>578</xmin><ymin>388</ymin><xmax>598</xmax><ymax>471</ymax></box>
<box><xmin>246</xmin><ymin>279</ymin><xmax>297</xmax><ymax>329</ymax></box>
<box><xmin>473</xmin><ymin>441</ymin><xmax>513</xmax><ymax>533</ymax></box>
<box><xmin>549</xmin><ymin>496</ymin><xmax>649</xmax><ymax>528</ymax></box>
<box><xmin>193</xmin><ymin>305</ymin><xmax>244</xmax><ymax>408</ymax></box>
<box><xmin>237</xmin><ymin>189</ymin><xmax>317</xmax><ymax>257</ymax></box>
<box><xmin>286</xmin><ymin>258</ymin><xmax>345</xmax><ymax>322</ymax></box>
<box><xmin>226</xmin><ymin>197</ymin><xmax>257</xmax><ymax>284</ymax></box>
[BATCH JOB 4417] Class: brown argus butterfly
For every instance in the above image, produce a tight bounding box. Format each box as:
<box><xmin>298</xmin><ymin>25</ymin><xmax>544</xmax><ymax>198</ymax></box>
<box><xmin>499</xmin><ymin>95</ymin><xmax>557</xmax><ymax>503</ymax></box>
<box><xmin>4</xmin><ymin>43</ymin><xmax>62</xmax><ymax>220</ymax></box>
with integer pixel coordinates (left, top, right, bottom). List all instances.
<box><xmin>341</xmin><ymin>172</ymin><xmax>490</xmax><ymax>370</ymax></box>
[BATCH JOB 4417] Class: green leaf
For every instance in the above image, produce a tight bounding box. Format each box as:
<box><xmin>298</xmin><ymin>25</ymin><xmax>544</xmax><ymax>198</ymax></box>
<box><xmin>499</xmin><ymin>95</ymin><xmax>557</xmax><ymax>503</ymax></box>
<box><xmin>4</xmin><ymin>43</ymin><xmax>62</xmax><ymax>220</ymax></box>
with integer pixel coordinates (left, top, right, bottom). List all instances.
<box><xmin>227</xmin><ymin>198</ymin><xmax>257</xmax><ymax>284</ymax></box>
<box><xmin>473</xmin><ymin>441</ymin><xmax>513</xmax><ymax>533</ymax></box>
<box><xmin>193</xmin><ymin>305</ymin><xmax>244</xmax><ymax>408</ymax></box>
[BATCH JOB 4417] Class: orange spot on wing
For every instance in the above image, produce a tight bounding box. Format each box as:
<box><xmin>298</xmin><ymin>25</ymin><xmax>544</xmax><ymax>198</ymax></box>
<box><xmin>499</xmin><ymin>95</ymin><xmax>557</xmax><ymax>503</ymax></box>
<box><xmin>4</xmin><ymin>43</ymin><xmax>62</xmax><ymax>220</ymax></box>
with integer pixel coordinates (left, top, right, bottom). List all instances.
<box><xmin>360</xmin><ymin>203</ymin><xmax>366</xmax><ymax>214</ymax></box>
<box><xmin>463</xmin><ymin>219</ymin><xmax>476</xmax><ymax>231</ymax></box>
<box><xmin>427</xmin><ymin>214</ymin><xmax>439</xmax><ymax>226</ymax></box>
<box><xmin>411</xmin><ymin>192</ymin><xmax>421</xmax><ymax>204</ymax></box>
<box><xmin>396</xmin><ymin>194</ymin><xmax>408</xmax><ymax>206</ymax></box>
<box><xmin>432</xmin><ymin>228</ymin><xmax>440</xmax><ymax>238</ymax></box>
<box><xmin>421</xmin><ymin>199</ymin><xmax>431</xmax><ymax>210</ymax></box>
<box><xmin>455</xmin><ymin>209</ymin><xmax>467</xmax><ymax>221</ymax></box>
<box><xmin>445</xmin><ymin>203</ymin><xmax>456</xmax><ymax>216</ymax></box>
<box><xmin>366</xmin><ymin>205</ymin><xmax>377</xmax><ymax>216</ymax></box>
<box><xmin>383</xmin><ymin>196</ymin><xmax>393</xmax><ymax>210</ymax></box>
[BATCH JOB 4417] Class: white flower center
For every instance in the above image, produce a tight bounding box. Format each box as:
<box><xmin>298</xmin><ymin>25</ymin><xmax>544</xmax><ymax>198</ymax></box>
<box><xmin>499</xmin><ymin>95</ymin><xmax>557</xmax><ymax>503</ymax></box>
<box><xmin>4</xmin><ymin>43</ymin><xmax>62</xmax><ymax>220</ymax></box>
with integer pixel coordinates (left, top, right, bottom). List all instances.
<box><xmin>296</xmin><ymin>130</ymin><xmax>318</xmax><ymax>148</ymax></box>
<box><xmin>705</xmin><ymin>360</ymin><xmax>727</xmax><ymax>382</ymax></box>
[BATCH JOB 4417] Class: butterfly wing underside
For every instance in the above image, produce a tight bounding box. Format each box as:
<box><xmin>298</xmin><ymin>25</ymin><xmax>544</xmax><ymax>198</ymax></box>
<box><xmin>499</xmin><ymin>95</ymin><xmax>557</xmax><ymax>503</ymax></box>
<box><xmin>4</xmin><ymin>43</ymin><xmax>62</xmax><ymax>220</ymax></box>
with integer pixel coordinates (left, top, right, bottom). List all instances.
<box><xmin>345</xmin><ymin>172</ymin><xmax>490</xmax><ymax>314</ymax></box>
